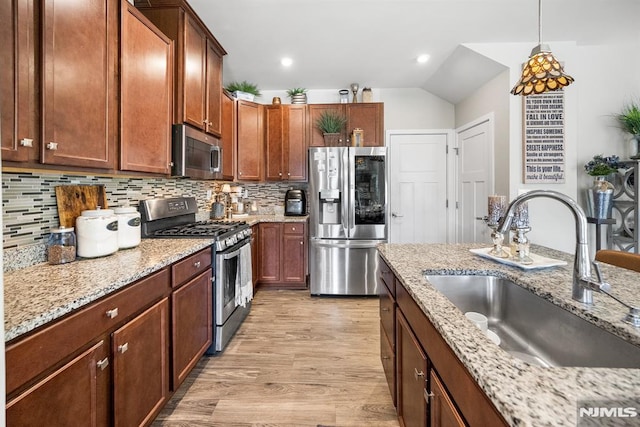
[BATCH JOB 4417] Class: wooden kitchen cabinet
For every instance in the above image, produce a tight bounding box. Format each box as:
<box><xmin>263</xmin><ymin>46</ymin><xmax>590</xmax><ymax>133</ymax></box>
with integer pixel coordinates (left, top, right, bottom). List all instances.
<box><xmin>265</xmin><ymin>105</ymin><xmax>308</xmax><ymax>181</ymax></box>
<box><xmin>6</xmin><ymin>339</ymin><xmax>110</xmax><ymax>426</ymax></box>
<box><xmin>396</xmin><ymin>310</ymin><xmax>428</xmax><ymax>427</ymax></box>
<box><xmin>135</xmin><ymin>0</ymin><xmax>226</xmax><ymax>136</ymax></box>
<box><xmin>379</xmin><ymin>256</ymin><xmax>396</xmax><ymax>405</ymax></box>
<box><xmin>113</xmin><ymin>298</ymin><xmax>170</xmax><ymax>426</ymax></box>
<box><xmin>308</xmin><ymin>103</ymin><xmax>384</xmax><ymax>147</ymax></box>
<box><xmin>236</xmin><ymin>99</ymin><xmax>264</xmax><ymax>181</ymax></box>
<box><xmin>430</xmin><ymin>370</ymin><xmax>467</xmax><ymax>427</ymax></box>
<box><xmin>120</xmin><ymin>1</ymin><xmax>173</xmax><ymax>174</ymax></box>
<box><xmin>171</xmin><ymin>250</ymin><xmax>212</xmax><ymax>389</ymax></box>
<box><xmin>0</xmin><ymin>0</ymin><xmax>37</xmax><ymax>163</ymax></box>
<box><xmin>220</xmin><ymin>91</ymin><xmax>236</xmax><ymax>180</ymax></box>
<box><xmin>257</xmin><ymin>222</ymin><xmax>308</xmax><ymax>288</ymax></box>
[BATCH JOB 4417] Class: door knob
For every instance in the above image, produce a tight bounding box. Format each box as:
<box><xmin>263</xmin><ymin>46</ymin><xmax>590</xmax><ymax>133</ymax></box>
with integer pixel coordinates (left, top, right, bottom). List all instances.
<box><xmin>391</xmin><ymin>212</ymin><xmax>403</xmax><ymax>218</ymax></box>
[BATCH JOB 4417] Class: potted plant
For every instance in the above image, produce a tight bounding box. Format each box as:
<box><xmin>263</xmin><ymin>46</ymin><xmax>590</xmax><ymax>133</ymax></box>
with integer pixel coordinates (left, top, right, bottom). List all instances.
<box><xmin>584</xmin><ymin>154</ymin><xmax>620</xmax><ymax>218</ymax></box>
<box><xmin>315</xmin><ymin>111</ymin><xmax>347</xmax><ymax>146</ymax></box>
<box><xmin>286</xmin><ymin>87</ymin><xmax>307</xmax><ymax>104</ymax></box>
<box><xmin>224</xmin><ymin>81</ymin><xmax>261</xmax><ymax>101</ymax></box>
<box><xmin>617</xmin><ymin>101</ymin><xmax>640</xmax><ymax>158</ymax></box>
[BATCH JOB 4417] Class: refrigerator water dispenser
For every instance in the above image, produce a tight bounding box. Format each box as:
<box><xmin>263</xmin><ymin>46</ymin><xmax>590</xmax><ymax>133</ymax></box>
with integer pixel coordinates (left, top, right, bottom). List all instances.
<box><xmin>319</xmin><ymin>189</ymin><xmax>341</xmax><ymax>224</ymax></box>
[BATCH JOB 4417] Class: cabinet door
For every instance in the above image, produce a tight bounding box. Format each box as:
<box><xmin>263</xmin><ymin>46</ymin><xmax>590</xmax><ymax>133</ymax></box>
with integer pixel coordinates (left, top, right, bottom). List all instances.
<box><xmin>182</xmin><ymin>14</ymin><xmax>206</xmax><ymax>130</ymax></box>
<box><xmin>265</xmin><ymin>105</ymin><xmax>284</xmax><ymax>180</ymax></box>
<box><xmin>397</xmin><ymin>311</ymin><xmax>427</xmax><ymax>427</ymax></box>
<box><xmin>172</xmin><ymin>270</ymin><xmax>212</xmax><ymax>389</ymax></box>
<box><xmin>41</xmin><ymin>0</ymin><xmax>117</xmax><ymax>168</ymax></box>
<box><xmin>221</xmin><ymin>92</ymin><xmax>236</xmax><ymax>180</ymax></box>
<box><xmin>236</xmin><ymin>100</ymin><xmax>263</xmax><ymax>181</ymax></box>
<box><xmin>284</xmin><ymin>105</ymin><xmax>308</xmax><ymax>181</ymax></box>
<box><xmin>258</xmin><ymin>222</ymin><xmax>282</xmax><ymax>283</ymax></box>
<box><xmin>120</xmin><ymin>1</ymin><xmax>172</xmax><ymax>174</ymax></box>
<box><xmin>307</xmin><ymin>104</ymin><xmax>345</xmax><ymax>147</ymax></box>
<box><xmin>7</xmin><ymin>340</ymin><xmax>110</xmax><ymax>427</ymax></box>
<box><xmin>205</xmin><ymin>39</ymin><xmax>223</xmax><ymax>136</ymax></box>
<box><xmin>1</xmin><ymin>0</ymin><xmax>36</xmax><ymax>162</ymax></box>
<box><xmin>346</xmin><ymin>103</ymin><xmax>384</xmax><ymax>147</ymax></box>
<box><xmin>282</xmin><ymin>233</ymin><xmax>305</xmax><ymax>283</ymax></box>
<box><xmin>430</xmin><ymin>370</ymin><xmax>467</xmax><ymax>427</ymax></box>
<box><xmin>113</xmin><ymin>298</ymin><xmax>169</xmax><ymax>427</ymax></box>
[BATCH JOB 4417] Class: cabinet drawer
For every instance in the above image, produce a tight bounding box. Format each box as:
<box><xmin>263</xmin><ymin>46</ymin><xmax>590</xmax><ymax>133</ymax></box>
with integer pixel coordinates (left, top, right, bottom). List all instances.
<box><xmin>379</xmin><ymin>282</ymin><xmax>395</xmax><ymax>348</ymax></box>
<box><xmin>6</xmin><ymin>268</ymin><xmax>170</xmax><ymax>396</ymax></box>
<box><xmin>171</xmin><ymin>247</ymin><xmax>212</xmax><ymax>288</ymax></box>
<box><xmin>283</xmin><ymin>223</ymin><xmax>304</xmax><ymax>235</ymax></box>
<box><xmin>378</xmin><ymin>255</ymin><xmax>395</xmax><ymax>297</ymax></box>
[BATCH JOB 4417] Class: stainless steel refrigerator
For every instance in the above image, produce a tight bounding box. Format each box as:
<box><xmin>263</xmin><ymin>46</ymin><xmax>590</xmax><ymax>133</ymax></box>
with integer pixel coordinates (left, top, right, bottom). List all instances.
<box><xmin>308</xmin><ymin>146</ymin><xmax>387</xmax><ymax>295</ymax></box>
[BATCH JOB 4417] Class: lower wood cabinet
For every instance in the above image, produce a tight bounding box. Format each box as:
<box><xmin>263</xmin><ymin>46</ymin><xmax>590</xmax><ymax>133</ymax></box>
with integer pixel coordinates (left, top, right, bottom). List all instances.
<box><xmin>257</xmin><ymin>221</ymin><xmax>307</xmax><ymax>288</ymax></box>
<box><xmin>113</xmin><ymin>298</ymin><xmax>169</xmax><ymax>426</ymax></box>
<box><xmin>384</xmin><ymin>263</ymin><xmax>509</xmax><ymax>427</ymax></box>
<box><xmin>6</xmin><ymin>339</ymin><xmax>110</xmax><ymax>426</ymax></box>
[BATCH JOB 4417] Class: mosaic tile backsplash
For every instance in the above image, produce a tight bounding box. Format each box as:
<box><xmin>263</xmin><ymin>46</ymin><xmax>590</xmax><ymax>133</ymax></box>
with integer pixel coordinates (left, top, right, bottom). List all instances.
<box><xmin>2</xmin><ymin>171</ymin><xmax>307</xmax><ymax>251</ymax></box>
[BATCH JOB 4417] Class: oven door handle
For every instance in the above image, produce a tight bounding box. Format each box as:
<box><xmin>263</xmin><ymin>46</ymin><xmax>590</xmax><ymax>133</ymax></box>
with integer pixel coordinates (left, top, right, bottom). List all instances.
<box><xmin>220</xmin><ymin>247</ymin><xmax>242</xmax><ymax>260</ymax></box>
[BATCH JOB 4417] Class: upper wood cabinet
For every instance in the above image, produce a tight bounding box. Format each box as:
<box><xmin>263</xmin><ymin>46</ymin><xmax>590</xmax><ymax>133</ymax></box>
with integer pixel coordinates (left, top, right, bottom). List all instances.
<box><xmin>41</xmin><ymin>0</ymin><xmax>118</xmax><ymax>169</ymax></box>
<box><xmin>265</xmin><ymin>105</ymin><xmax>308</xmax><ymax>181</ymax></box>
<box><xmin>120</xmin><ymin>1</ymin><xmax>173</xmax><ymax>174</ymax></box>
<box><xmin>308</xmin><ymin>103</ymin><xmax>384</xmax><ymax>147</ymax></box>
<box><xmin>0</xmin><ymin>0</ymin><xmax>37</xmax><ymax>163</ymax></box>
<box><xmin>236</xmin><ymin>100</ymin><xmax>264</xmax><ymax>181</ymax></box>
<box><xmin>220</xmin><ymin>91</ymin><xmax>236</xmax><ymax>180</ymax></box>
<box><xmin>135</xmin><ymin>0</ymin><xmax>226</xmax><ymax>137</ymax></box>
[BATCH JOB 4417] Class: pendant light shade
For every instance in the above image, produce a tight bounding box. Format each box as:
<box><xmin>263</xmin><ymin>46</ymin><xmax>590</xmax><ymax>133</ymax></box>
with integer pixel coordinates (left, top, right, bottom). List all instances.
<box><xmin>511</xmin><ymin>0</ymin><xmax>574</xmax><ymax>96</ymax></box>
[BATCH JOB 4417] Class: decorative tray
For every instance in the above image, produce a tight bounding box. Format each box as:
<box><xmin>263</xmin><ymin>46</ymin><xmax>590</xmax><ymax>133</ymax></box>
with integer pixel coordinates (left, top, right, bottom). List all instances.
<box><xmin>469</xmin><ymin>247</ymin><xmax>568</xmax><ymax>270</ymax></box>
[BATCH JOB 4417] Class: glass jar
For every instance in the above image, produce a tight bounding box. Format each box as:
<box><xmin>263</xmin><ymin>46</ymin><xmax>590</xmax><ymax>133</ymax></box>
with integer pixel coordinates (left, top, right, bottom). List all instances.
<box><xmin>47</xmin><ymin>227</ymin><xmax>77</xmax><ymax>264</ymax></box>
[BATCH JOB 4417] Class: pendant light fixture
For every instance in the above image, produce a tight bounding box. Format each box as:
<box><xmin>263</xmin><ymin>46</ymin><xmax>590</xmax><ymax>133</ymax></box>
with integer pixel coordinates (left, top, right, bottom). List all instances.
<box><xmin>511</xmin><ymin>0</ymin><xmax>574</xmax><ymax>96</ymax></box>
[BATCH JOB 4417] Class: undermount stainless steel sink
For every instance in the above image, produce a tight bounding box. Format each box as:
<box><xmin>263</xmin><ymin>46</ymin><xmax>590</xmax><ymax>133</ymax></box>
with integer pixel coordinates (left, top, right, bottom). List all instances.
<box><xmin>425</xmin><ymin>275</ymin><xmax>640</xmax><ymax>368</ymax></box>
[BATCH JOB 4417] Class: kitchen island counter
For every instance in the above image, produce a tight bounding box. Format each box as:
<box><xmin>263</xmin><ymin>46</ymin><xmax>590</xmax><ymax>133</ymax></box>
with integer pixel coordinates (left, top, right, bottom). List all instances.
<box><xmin>378</xmin><ymin>243</ymin><xmax>640</xmax><ymax>427</ymax></box>
<box><xmin>219</xmin><ymin>213</ymin><xmax>308</xmax><ymax>226</ymax></box>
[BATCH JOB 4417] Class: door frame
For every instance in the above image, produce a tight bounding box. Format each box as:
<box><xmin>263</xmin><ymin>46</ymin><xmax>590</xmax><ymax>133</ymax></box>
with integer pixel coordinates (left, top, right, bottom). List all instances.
<box><xmin>386</xmin><ymin>129</ymin><xmax>457</xmax><ymax>243</ymax></box>
<box><xmin>454</xmin><ymin>113</ymin><xmax>495</xmax><ymax>243</ymax></box>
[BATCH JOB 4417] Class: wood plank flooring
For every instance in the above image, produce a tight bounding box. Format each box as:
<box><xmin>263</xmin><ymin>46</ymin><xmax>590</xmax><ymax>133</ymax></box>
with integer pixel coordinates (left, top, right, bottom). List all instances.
<box><xmin>152</xmin><ymin>289</ymin><xmax>399</xmax><ymax>427</ymax></box>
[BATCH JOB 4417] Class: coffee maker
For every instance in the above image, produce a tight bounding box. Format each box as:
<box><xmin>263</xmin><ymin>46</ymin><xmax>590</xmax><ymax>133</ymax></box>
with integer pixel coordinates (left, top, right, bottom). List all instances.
<box><xmin>285</xmin><ymin>189</ymin><xmax>307</xmax><ymax>216</ymax></box>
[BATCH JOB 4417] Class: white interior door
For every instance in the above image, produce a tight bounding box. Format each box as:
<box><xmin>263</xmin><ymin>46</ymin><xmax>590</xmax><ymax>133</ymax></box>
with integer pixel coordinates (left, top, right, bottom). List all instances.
<box><xmin>388</xmin><ymin>131</ymin><xmax>448</xmax><ymax>243</ymax></box>
<box><xmin>457</xmin><ymin>116</ymin><xmax>493</xmax><ymax>243</ymax></box>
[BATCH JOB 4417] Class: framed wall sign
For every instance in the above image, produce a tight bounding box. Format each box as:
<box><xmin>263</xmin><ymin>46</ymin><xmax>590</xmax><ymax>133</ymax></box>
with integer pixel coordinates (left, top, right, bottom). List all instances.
<box><xmin>522</xmin><ymin>91</ymin><xmax>566</xmax><ymax>184</ymax></box>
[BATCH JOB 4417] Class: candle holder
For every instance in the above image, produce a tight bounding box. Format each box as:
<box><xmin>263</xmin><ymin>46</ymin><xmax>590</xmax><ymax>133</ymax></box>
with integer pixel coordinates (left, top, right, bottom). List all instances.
<box><xmin>511</xmin><ymin>227</ymin><xmax>533</xmax><ymax>264</ymax></box>
<box><xmin>350</xmin><ymin>83</ymin><xmax>359</xmax><ymax>103</ymax></box>
<box><xmin>486</xmin><ymin>195</ymin><xmax>509</xmax><ymax>258</ymax></box>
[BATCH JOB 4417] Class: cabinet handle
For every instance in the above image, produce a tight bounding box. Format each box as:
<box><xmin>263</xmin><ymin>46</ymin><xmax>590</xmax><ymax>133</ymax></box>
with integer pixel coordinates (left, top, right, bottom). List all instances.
<box><xmin>292</xmin><ymin>227</ymin><xmax>296</xmax><ymax>231</ymax></box>
<box><xmin>287</xmin><ymin>172</ymin><xmax>291</xmax><ymax>177</ymax></box>
<box><xmin>46</xmin><ymin>142</ymin><xmax>58</xmax><ymax>150</ymax></box>
<box><xmin>20</xmin><ymin>138</ymin><xmax>33</xmax><ymax>147</ymax></box>
<box><xmin>300</xmin><ymin>241</ymin><xmax>303</xmax><ymax>245</ymax></box>
<box><xmin>97</xmin><ymin>357</ymin><xmax>109</xmax><ymax>371</ymax></box>
<box><xmin>279</xmin><ymin>172</ymin><xmax>282</xmax><ymax>176</ymax></box>
<box><xmin>239</xmin><ymin>171</ymin><xmax>243</xmax><ymax>176</ymax></box>
<box><xmin>194</xmin><ymin>261</ymin><xmax>201</xmax><ymax>269</ymax></box>
<box><xmin>382</xmin><ymin>355</ymin><xmax>390</xmax><ymax>360</ymax></box>
<box><xmin>424</xmin><ymin>389</ymin><xmax>435</xmax><ymax>404</ymax></box>
<box><xmin>382</xmin><ymin>307</ymin><xmax>390</xmax><ymax>312</ymax></box>
<box><xmin>105</xmin><ymin>308</ymin><xmax>119</xmax><ymax>319</ymax></box>
<box><xmin>414</xmin><ymin>368</ymin><xmax>425</xmax><ymax>380</ymax></box>
<box><xmin>118</xmin><ymin>343</ymin><xmax>129</xmax><ymax>354</ymax></box>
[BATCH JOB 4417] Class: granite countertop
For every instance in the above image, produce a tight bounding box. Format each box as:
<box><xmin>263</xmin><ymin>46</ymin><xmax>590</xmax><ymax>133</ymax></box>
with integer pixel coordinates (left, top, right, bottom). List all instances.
<box><xmin>377</xmin><ymin>243</ymin><xmax>640</xmax><ymax>427</ymax></box>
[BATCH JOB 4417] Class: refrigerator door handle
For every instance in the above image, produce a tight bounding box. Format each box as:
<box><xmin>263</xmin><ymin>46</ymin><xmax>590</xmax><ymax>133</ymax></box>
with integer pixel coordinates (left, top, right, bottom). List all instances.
<box><xmin>311</xmin><ymin>239</ymin><xmax>383</xmax><ymax>249</ymax></box>
<box><xmin>342</xmin><ymin>147</ymin><xmax>351</xmax><ymax>237</ymax></box>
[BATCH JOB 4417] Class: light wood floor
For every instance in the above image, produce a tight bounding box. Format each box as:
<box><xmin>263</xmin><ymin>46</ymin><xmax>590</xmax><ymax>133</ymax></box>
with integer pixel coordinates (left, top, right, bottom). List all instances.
<box><xmin>152</xmin><ymin>289</ymin><xmax>399</xmax><ymax>427</ymax></box>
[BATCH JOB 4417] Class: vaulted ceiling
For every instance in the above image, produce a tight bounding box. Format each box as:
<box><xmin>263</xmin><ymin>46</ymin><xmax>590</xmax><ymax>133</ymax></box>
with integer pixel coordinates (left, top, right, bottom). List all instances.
<box><xmin>190</xmin><ymin>0</ymin><xmax>639</xmax><ymax>103</ymax></box>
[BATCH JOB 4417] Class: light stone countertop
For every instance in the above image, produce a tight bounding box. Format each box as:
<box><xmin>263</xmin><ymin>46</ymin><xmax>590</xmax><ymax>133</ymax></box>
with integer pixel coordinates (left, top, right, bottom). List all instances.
<box><xmin>377</xmin><ymin>243</ymin><xmax>640</xmax><ymax>427</ymax></box>
<box><xmin>4</xmin><ymin>214</ymin><xmax>308</xmax><ymax>342</ymax></box>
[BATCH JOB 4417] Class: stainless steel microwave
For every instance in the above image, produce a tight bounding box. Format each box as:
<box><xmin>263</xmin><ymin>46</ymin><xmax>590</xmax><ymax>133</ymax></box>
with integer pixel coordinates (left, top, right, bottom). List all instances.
<box><xmin>172</xmin><ymin>124</ymin><xmax>221</xmax><ymax>180</ymax></box>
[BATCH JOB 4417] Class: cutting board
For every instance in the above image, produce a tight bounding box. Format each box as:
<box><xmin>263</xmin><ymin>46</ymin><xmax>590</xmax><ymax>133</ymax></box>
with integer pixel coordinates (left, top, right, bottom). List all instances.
<box><xmin>55</xmin><ymin>185</ymin><xmax>108</xmax><ymax>228</ymax></box>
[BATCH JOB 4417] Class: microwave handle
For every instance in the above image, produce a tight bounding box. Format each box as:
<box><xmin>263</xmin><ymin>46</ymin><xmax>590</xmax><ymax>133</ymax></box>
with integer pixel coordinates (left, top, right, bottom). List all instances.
<box><xmin>210</xmin><ymin>145</ymin><xmax>221</xmax><ymax>173</ymax></box>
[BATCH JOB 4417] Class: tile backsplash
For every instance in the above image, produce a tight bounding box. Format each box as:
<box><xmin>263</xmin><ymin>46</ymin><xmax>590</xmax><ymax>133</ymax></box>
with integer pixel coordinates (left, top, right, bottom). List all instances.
<box><xmin>2</xmin><ymin>170</ymin><xmax>307</xmax><ymax>251</ymax></box>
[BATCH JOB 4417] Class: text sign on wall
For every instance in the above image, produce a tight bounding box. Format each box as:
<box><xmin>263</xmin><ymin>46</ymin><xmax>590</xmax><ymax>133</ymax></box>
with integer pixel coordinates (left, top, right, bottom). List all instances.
<box><xmin>523</xmin><ymin>91</ymin><xmax>565</xmax><ymax>183</ymax></box>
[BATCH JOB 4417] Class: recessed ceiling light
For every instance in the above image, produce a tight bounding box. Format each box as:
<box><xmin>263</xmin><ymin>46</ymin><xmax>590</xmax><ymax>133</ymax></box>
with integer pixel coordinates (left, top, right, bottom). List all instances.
<box><xmin>281</xmin><ymin>57</ymin><xmax>293</xmax><ymax>67</ymax></box>
<box><xmin>416</xmin><ymin>54</ymin><xmax>430</xmax><ymax>64</ymax></box>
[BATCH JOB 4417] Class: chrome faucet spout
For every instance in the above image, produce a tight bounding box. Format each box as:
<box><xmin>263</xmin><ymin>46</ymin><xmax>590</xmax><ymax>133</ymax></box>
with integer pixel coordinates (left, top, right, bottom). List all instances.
<box><xmin>497</xmin><ymin>190</ymin><xmax>593</xmax><ymax>304</ymax></box>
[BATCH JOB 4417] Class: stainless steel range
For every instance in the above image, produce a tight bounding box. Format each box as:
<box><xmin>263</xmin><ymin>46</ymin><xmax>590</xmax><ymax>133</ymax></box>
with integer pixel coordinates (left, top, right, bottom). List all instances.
<box><xmin>139</xmin><ymin>196</ymin><xmax>252</xmax><ymax>354</ymax></box>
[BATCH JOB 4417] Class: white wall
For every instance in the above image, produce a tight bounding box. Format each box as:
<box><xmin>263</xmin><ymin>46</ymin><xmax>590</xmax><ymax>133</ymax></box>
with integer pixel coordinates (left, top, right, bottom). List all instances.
<box><xmin>259</xmin><ymin>87</ymin><xmax>455</xmax><ymax>133</ymax></box>
<box><xmin>463</xmin><ymin>40</ymin><xmax>640</xmax><ymax>253</ymax></box>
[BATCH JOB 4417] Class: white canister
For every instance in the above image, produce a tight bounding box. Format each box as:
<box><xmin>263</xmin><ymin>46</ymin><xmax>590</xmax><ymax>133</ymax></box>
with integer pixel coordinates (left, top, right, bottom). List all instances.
<box><xmin>76</xmin><ymin>208</ymin><xmax>119</xmax><ymax>258</ymax></box>
<box><xmin>114</xmin><ymin>206</ymin><xmax>141</xmax><ymax>249</ymax></box>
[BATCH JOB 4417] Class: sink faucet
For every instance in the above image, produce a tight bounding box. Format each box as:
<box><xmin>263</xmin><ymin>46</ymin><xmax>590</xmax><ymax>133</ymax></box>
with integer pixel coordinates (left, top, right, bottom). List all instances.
<box><xmin>496</xmin><ymin>190</ymin><xmax>602</xmax><ymax>304</ymax></box>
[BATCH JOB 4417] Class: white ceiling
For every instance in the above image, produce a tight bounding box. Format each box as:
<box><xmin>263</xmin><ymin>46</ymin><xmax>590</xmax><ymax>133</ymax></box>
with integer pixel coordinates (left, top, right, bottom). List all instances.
<box><xmin>190</xmin><ymin>0</ymin><xmax>639</xmax><ymax>103</ymax></box>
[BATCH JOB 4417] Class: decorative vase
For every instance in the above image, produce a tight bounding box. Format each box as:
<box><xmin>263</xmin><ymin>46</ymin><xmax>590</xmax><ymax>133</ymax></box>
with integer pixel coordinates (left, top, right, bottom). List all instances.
<box><xmin>586</xmin><ymin>176</ymin><xmax>614</xmax><ymax>219</ymax></box>
<box><xmin>629</xmin><ymin>134</ymin><xmax>640</xmax><ymax>160</ymax></box>
<box><xmin>291</xmin><ymin>93</ymin><xmax>307</xmax><ymax>104</ymax></box>
<box><xmin>323</xmin><ymin>133</ymin><xmax>342</xmax><ymax>146</ymax></box>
